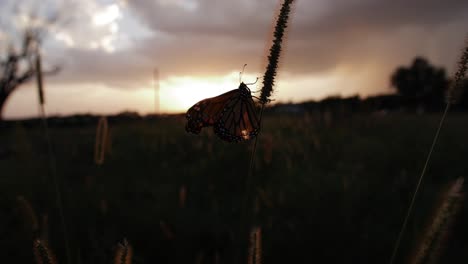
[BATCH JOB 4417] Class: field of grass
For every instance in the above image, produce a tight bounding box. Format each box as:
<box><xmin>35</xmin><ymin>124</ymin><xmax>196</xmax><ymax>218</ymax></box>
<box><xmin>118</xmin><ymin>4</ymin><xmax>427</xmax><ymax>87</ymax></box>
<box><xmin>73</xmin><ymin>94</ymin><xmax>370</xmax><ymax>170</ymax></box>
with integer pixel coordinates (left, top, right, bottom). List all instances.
<box><xmin>1</xmin><ymin>112</ymin><xmax>468</xmax><ymax>263</ymax></box>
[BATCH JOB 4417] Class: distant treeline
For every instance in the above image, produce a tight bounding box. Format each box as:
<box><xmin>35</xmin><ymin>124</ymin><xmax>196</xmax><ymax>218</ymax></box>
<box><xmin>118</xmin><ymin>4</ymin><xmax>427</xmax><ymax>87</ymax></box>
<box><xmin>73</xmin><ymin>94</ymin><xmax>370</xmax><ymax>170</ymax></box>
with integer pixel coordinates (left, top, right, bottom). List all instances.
<box><xmin>270</xmin><ymin>56</ymin><xmax>468</xmax><ymax>116</ymax></box>
<box><xmin>0</xmin><ymin>111</ymin><xmax>175</xmax><ymax>128</ymax></box>
<box><xmin>3</xmin><ymin>89</ymin><xmax>467</xmax><ymax>129</ymax></box>
<box><xmin>3</xmin><ymin>56</ymin><xmax>468</xmax><ymax>128</ymax></box>
<box><xmin>268</xmin><ymin>90</ymin><xmax>468</xmax><ymax>116</ymax></box>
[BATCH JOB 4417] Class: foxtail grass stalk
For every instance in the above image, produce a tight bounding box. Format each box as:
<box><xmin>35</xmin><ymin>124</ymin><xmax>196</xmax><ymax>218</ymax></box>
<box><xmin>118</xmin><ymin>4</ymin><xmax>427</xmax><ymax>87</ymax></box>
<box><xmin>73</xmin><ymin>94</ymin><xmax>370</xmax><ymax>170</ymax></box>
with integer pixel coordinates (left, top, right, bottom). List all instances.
<box><xmin>260</xmin><ymin>0</ymin><xmax>294</xmax><ymax>104</ymax></box>
<box><xmin>33</xmin><ymin>239</ymin><xmax>57</xmax><ymax>264</ymax></box>
<box><xmin>35</xmin><ymin>48</ymin><xmax>71</xmax><ymax>264</ymax></box>
<box><xmin>35</xmin><ymin>49</ymin><xmax>45</xmax><ymax>105</ymax></box>
<box><xmin>247</xmin><ymin>226</ymin><xmax>262</xmax><ymax>264</ymax></box>
<box><xmin>240</xmin><ymin>0</ymin><xmax>295</xmax><ymax>262</ymax></box>
<box><xmin>389</xmin><ymin>35</ymin><xmax>468</xmax><ymax>264</ymax></box>
<box><xmin>94</xmin><ymin>116</ymin><xmax>109</xmax><ymax>165</ymax></box>
<box><xmin>114</xmin><ymin>239</ymin><xmax>133</xmax><ymax>264</ymax></box>
<box><xmin>410</xmin><ymin>177</ymin><xmax>464</xmax><ymax>264</ymax></box>
<box><xmin>16</xmin><ymin>195</ymin><xmax>39</xmax><ymax>234</ymax></box>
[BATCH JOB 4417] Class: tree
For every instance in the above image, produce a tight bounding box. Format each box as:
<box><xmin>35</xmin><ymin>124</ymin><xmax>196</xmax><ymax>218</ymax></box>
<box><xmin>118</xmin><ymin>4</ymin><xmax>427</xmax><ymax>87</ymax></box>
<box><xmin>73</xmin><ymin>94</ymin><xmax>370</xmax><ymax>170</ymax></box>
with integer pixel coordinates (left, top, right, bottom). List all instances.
<box><xmin>391</xmin><ymin>57</ymin><xmax>449</xmax><ymax>111</ymax></box>
<box><xmin>0</xmin><ymin>7</ymin><xmax>61</xmax><ymax>121</ymax></box>
<box><xmin>0</xmin><ymin>30</ymin><xmax>37</xmax><ymax>120</ymax></box>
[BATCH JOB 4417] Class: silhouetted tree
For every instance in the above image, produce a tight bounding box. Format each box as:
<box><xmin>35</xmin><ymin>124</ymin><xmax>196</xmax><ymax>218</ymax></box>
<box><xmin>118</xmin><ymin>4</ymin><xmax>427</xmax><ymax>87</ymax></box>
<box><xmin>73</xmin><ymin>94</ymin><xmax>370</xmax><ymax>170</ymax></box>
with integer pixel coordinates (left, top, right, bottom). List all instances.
<box><xmin>391</xmin><ymin>57</ymin><xmax>448</xmax><ymax>111</ymax></box>
<box><xmin>0</xmin><ymin>29</ymin><xmax>60</xmax><ymax>121</ymax></box>
<box><xmin>0</xmin><ymin>30</ymin><xmax>37</xmax><ymax>120</ymax></box>
<box><xmin>0</xmin><ymin>2</ymin><xmax>64</xmax><ymax>121</ymax></box>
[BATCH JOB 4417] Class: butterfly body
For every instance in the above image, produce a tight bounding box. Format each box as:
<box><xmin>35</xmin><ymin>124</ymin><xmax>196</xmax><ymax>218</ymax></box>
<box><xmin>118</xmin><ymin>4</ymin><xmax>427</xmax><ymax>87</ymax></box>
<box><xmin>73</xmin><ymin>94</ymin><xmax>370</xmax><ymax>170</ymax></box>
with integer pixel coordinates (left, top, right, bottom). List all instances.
<box><xmin>185</xmin><ymin>83</ymin><xmax>260</xmax><ymax>142</ymax></box>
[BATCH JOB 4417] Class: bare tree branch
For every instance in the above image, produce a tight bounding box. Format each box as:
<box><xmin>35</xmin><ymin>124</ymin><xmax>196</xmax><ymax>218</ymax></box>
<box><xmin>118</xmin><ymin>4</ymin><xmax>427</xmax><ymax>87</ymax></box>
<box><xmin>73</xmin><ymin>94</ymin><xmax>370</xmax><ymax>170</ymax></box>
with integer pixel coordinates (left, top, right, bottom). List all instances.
<box><xmin>0</xmin><ymin>27</ymin><xmax>60</xmax><ymax>120</ymax></box>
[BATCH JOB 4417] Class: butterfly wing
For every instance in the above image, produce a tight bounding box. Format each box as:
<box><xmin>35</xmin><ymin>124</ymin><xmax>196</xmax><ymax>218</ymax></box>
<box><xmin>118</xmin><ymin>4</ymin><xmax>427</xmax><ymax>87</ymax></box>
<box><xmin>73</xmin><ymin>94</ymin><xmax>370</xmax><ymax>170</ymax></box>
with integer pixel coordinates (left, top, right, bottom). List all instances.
<box><xmin>214</xmin><ymin>95</ymin><xmax>260</xmax><ymax>142</ymax></box>
<box><xmin>185</xmin><ymin>89</ymin><xmax>240</xmax><ymax>134</ymax></box>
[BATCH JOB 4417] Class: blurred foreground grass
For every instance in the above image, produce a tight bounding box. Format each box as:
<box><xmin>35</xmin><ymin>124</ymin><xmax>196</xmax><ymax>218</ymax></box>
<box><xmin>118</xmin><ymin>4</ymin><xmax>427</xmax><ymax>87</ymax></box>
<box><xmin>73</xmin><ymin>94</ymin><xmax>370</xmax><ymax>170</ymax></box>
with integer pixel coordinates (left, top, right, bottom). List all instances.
<box><xmin>1</xmin><ymin>112</ymin><xmax>468</xmax><ymax>263</ymax></box>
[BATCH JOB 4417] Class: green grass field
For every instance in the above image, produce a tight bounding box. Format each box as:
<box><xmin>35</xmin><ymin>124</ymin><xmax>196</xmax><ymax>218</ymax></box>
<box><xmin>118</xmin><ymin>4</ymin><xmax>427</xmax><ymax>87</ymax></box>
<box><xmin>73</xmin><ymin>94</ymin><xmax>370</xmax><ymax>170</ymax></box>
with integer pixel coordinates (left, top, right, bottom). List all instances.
<box><xmin>1</xmin><ymin>112</ymin><xmax>468</xmax><ymax>263</ymax></box>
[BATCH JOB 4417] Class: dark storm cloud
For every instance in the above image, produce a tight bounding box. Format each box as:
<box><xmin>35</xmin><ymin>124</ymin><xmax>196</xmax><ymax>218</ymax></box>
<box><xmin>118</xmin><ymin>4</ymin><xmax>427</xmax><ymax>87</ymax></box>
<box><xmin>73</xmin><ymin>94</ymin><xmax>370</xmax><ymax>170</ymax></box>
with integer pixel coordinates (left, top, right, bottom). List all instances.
<box><xmin>126</xmin><ymin>0</ymin><xmax>468</xmax><ymax>76</ymax></box>
<box><xmin>130</xmin><ymin>0</ymin><xmax>468</xmax><ymax>37</ymax></box>
<box><xmin>293</xmin><ymin>0</ymin><xmax>468</xmax><ymax>36</ymax></box>
<box><xmin>286</xmin><ymin>0</ymin><xmax>468</xmax><ymax>74</ymax></box>
<box><xmin>127</xmin><ymin>0</ymin><xmax>277</xmax><ymax>38</ymax></box>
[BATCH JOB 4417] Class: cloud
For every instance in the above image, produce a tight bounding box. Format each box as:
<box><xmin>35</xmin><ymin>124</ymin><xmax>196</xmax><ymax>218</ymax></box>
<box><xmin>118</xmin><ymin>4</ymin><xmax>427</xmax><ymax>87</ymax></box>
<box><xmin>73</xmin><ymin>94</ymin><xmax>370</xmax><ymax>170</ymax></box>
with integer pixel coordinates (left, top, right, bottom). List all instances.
<box><xmin>17</xmin><ymin>0</ymin><xmax>468</xmax><ymax>89</ymax></box>
<box><xmin>48</xmin><ymin>47</ymin><xmax>152</xmax><ymax>89</ymax></box>
<box><xmin>125</xmin><ymin>0</ymin><xmax>468</xmax><ymax>77</ymax></box>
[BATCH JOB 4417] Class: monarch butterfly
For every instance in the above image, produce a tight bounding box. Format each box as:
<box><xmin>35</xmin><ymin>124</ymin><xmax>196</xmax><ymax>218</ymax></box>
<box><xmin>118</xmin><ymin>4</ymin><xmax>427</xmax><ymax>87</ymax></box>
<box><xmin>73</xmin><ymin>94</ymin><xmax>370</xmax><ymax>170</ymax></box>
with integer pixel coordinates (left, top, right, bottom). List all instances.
<box><xmin>185</xmin><ymin>82</ymin><xmax>260</xmax><ymax>142</ymax></box>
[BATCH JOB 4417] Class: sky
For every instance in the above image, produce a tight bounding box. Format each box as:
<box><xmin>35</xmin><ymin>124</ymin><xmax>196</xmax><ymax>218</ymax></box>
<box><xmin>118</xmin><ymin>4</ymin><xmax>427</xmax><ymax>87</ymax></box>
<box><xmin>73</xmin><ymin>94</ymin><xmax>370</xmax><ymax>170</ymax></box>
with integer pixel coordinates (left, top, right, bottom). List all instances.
<box><xmin>1</xmin><ymin>0</ymin><xmax>467</xmax><ymax>119</ymax></box>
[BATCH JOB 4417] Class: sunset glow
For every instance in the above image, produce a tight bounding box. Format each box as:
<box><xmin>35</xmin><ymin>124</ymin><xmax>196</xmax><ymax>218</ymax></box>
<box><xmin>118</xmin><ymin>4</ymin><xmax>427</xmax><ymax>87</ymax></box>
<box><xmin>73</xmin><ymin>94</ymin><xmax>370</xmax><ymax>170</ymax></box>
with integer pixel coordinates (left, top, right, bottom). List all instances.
<box><xmin>160</xmin><ymin>73</ymin><xmax>258</xmax><ymax>113</ymax></box>
<box><xmin>0</xmin><ymin>0</ymin><xmax>466</xmax><ymax>119</ymax></box>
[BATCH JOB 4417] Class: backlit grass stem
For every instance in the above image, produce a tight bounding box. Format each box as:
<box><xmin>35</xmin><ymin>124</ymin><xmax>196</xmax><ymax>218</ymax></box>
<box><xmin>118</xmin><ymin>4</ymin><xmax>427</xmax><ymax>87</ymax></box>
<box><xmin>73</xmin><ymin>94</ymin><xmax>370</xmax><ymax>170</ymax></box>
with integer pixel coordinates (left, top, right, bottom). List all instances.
<box><xmin>240</xmin><ymin>0</ymin><xmax>295</xmax><ymax>262</ymax></box>
<box><xmin>247</xmin><ymin>226</ymin><xmax>262</xmax><ymax>264</ymax></box>
<box><xmin>35</xmin><ymin>48</ymin><xmax>71</xmax><ymax>264</ymax></box>
<box><xmin>410</xmin><ymin>177</ymin><xmax>464</xmax><ymax>264</ymax></box>
<box><xmin>114</xmin><ymin>239</ymin><xmax>133</xmax><ymax>264</ymax></box>
<box><xmin>389</xmin><ymin>35</ymin><xmax>468</xmax><ymax>264</ymax></box>
<box><xmin>33</xmin><ymin>239</ymin><xmax>57</xmax><ymax>264</ymax></box>
<box><xmin>94</xmin><ymin>116</ymin><xmax>109</xmax><ymax>165</ymax></box>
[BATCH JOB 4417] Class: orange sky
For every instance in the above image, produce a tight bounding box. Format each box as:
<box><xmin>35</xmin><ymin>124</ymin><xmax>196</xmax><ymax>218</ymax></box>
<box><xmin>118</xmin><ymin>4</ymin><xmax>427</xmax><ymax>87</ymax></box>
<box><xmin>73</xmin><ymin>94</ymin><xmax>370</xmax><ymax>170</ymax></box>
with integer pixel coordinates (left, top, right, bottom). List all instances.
<box><xmin>1</xmin><ymin>0</ymin><xmax>467</xmax><ymax>119</ymax></box>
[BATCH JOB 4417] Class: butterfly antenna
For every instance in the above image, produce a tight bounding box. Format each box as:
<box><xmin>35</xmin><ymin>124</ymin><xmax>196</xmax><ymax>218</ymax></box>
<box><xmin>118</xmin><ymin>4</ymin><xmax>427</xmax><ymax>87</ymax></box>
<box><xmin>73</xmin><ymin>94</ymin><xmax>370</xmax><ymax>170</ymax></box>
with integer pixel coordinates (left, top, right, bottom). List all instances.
<box><xmin>245</xmin><ymin>77</ymin><xmax>259</xmax><ymax>86</ymax></box>
<box><xmin>239</xmin><ymin>63</ymin><xmax>248</xmax><ymax>83</ymax></box>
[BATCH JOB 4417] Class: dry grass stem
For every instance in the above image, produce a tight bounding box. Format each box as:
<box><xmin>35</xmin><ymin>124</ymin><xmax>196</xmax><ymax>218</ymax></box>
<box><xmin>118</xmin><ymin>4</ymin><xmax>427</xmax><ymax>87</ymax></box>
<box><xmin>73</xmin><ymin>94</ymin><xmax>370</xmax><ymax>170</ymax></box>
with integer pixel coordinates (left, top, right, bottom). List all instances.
<box><xmin>94</xmin><ymin>116</ymin><xmax>109</xmax><ymax>165</ymax></box>
<box><xmin>410</xmin><ymin>177</ymin><xmax>464</xmax><ymax>264</ymax></box>
<box><xmin>16</xmin><ymin>195</ymin><xmax>39</xmax><ymax>233</ymax></box>
<box><xmin>33</xmin><ymin>239</ymin><xmax>57</xmax><ymax>264</ymax></box>
<box><xmin>114</xmin><ymin>238</ymin><xmax>133</xmax><ymax>264</ymax></box>
<box><xmin>247</xmin><ymin>226</ymin><xmax>262</xmax><ymax>264</ymax></box>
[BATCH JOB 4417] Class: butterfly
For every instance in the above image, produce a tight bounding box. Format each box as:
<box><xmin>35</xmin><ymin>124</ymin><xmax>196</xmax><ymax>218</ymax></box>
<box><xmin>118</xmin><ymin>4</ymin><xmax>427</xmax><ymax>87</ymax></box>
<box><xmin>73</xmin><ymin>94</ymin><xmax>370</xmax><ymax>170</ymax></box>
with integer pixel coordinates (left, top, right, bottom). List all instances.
<box><xmin>185</xmin><ymin>82</ymin><xmax>260</xmax><ymax>142</ymax></box>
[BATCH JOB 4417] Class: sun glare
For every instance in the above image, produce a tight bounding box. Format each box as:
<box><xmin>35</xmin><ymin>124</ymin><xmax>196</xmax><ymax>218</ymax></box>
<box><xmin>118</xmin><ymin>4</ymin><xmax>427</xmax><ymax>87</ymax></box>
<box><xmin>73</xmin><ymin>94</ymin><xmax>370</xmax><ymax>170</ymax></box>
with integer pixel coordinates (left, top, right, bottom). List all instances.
<box><xmin>159</xmin><ymin>73</ymin><xmax>258</xmax><ymax>113</ymax></box>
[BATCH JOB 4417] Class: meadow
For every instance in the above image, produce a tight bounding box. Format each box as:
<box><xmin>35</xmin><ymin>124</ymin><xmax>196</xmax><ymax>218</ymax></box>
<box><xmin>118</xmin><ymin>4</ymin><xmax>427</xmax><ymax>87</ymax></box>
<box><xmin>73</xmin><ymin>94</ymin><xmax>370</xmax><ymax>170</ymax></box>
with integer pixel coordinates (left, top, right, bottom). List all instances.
<box><xmin>0</xmin><ymin>111</ymin><xmax>467</xmax><ymax>263</ymax></box>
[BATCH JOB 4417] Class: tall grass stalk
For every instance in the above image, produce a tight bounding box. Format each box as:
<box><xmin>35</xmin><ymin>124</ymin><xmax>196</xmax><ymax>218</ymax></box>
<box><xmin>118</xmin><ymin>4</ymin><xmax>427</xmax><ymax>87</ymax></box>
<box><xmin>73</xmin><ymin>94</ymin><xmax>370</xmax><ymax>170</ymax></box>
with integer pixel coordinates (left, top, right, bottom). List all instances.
<box><xmin>16</xmin><ymin>195</ymin><xmax>39</xmax><ymax>234</ymax></box>
<box><xmin>114</xmin><ymin>239</ymin><xmax>133</xmax><ymax>264</ymax></box>
<box><xmin>35</xmin><ymin>48</ymin><xmax>71</xmax><ymax>264</ymax></box>
<box><xmin>389</xmin><ymin>36</ymin><xmax>468</xmax><ymax>264</ymax></box>
<box><xmin>247</xmin><ymin>226</ymin><xmax>262</xmax><ymax>264</ymax></box>
<box><xmin>410</xmin><ymin>177</ymin><xmax>464</xmax><ymax>264</ymax></box>
<box><xmin>33</xmin><ymin>239</ymin><xmax>57</xmax><ymax>264</ymax></box>
<box><xmin>240</xmin><ymin>0</ymin><xmax>294</xmax><ymax>262</ymax></box>
<box><xmin>94</xmin><ymin>116</ymin><xmax>109</xmax><ymax>165</ymax></box>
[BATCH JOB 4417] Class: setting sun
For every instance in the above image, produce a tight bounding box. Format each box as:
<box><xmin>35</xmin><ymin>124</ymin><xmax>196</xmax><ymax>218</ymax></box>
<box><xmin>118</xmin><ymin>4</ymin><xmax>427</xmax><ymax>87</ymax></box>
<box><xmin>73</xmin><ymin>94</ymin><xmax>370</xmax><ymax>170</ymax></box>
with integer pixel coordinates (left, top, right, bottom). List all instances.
<box><xmin>159</xmin><ymin>72</ymin><xmax>259</xmax><ymax>113</ymax></box>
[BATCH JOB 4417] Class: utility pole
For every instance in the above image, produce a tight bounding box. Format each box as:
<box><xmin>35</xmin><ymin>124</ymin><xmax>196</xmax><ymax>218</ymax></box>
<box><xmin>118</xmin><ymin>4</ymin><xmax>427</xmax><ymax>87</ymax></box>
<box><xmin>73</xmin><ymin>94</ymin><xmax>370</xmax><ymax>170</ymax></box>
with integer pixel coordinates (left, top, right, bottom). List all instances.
<box><xmin>153</xmin><ymin>68</ymin><xmax>160</xmax><ymax>115</ymax></box>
